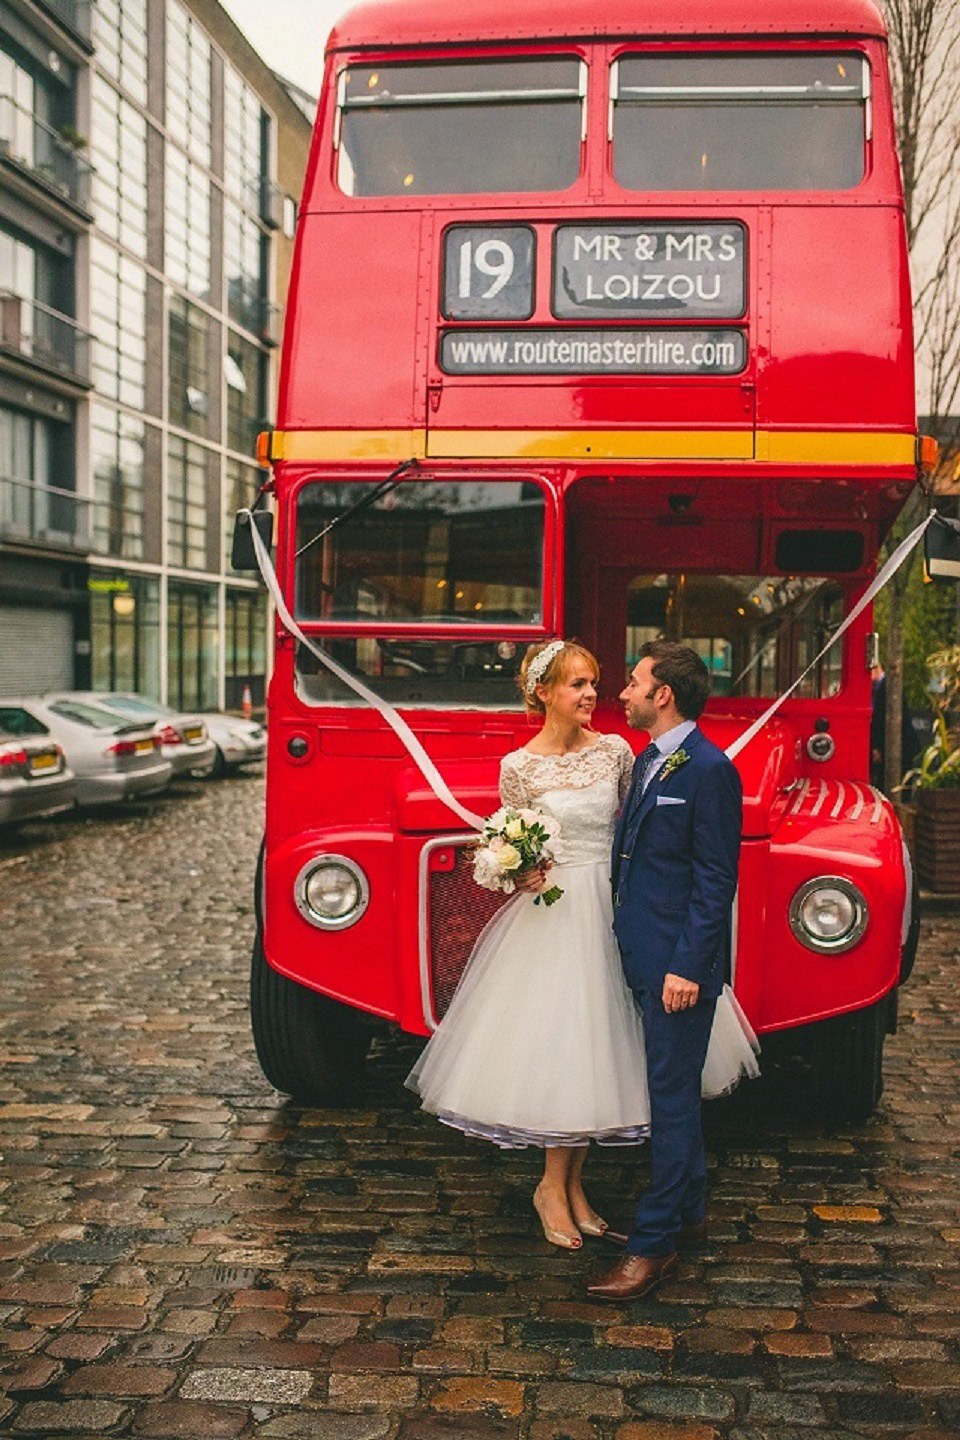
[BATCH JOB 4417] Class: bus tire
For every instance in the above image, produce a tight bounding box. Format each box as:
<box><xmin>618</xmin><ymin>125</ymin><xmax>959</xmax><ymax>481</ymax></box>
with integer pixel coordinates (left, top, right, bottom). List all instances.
<box><xmin>250</xmin><ymin>930</ymin><xmax>370</xmax><ymax>1103</ymax></box>
<box><xmin>813</xmin><ymin>994</ymin><xmax>888</xmax><ymax>1122</ymax></box>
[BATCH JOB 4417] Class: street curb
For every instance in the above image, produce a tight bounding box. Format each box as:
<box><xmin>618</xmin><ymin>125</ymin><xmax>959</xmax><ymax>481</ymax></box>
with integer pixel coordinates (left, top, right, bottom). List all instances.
<box><xmin>919</xmin><ymin>890</ymin><xmax>960</xmax><ymax>915</ymax></box>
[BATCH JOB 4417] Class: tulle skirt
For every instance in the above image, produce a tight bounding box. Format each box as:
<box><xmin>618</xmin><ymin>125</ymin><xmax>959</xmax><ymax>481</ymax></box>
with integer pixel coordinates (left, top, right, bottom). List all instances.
<box><xmin>406</xmin><ymin>859</ymin><xmax>759</xmax><ymax>1149</ymax></box>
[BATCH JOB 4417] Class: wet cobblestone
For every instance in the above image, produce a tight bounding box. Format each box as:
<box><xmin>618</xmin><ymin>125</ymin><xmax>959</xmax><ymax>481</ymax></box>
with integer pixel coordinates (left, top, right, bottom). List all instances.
<box><xmin>0</xmin><ymin>773</ymin><xmax>958</xmax><ymax>1437</ymax></box>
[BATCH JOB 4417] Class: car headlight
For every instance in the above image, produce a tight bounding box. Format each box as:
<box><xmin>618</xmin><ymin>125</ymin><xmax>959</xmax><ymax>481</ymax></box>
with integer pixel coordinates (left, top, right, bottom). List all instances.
<box><xmin>789</xmin><ymin>877</ymin><xmax>868</xmax><ymax>953</ymax></box>
<box><xmin>294</xmin><ymin>855</ymin><xmax>369</xmax><ymax>930</ymax></box>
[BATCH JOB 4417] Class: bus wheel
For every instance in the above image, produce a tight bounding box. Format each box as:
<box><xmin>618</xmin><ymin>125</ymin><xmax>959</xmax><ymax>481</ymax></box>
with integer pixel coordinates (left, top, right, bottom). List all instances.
<box><xmin>812</xmin><ymin>994</ymin><xmax>889</xmax><ymax>1123</ymax></box>
<box><xmin>250</xmin><ymin>930</ymin><xmax>370</xmax><ymax>1103</ymax></box>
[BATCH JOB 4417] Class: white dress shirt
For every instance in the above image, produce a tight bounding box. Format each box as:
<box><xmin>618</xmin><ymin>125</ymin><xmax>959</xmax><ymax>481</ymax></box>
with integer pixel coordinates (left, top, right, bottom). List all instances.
<box><xmin>640</xmin><ymin>718</ymin><xmax>697</xmax><ymax>794</ymax></box>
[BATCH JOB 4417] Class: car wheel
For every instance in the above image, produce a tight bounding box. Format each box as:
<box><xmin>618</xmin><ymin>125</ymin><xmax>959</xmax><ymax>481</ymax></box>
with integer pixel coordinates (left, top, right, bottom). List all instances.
<box><xmin>209</xmin><ymin>746</ymin><xmax>228</xmax><ymax>778</ymax></box>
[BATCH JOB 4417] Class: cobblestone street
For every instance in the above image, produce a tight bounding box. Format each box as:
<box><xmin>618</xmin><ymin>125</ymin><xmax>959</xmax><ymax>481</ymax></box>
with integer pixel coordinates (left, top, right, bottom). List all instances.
<box><xmin>1</xmin><ymin>773</ymin><xmax>959</xmax><ymax>1439</ymax></box>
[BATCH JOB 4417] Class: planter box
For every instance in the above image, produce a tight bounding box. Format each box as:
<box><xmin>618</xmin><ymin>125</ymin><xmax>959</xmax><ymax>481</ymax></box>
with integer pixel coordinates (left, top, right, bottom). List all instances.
<box><xmin>915</xmin><ymin>789</ymin><xmax>960</xmax><ymax>892</ymax></box>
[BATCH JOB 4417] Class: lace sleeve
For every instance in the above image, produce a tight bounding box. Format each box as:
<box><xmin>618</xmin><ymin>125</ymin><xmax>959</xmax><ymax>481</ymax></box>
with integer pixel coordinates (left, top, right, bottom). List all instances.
<box><xmin>499</xmin><ymin>754</ymin><xmax>529</xmax><ymax>809</ymax></box>
<box><xmin>615</xmin><ymin>736</ymin><xmax>636</xmax><ymax>805</ymax></box>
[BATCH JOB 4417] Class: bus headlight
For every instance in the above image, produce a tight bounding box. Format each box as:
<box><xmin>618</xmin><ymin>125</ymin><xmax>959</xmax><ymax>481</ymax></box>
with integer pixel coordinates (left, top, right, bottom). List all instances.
<box><xmin>294</xmin><ymin>855</ymin><xmax>369</xmax><ymax>930</ymax></box>
<box><xmin>789</xmin><ymin>877</ymin><xmax>867</xmax><ymax>953</ymax></box>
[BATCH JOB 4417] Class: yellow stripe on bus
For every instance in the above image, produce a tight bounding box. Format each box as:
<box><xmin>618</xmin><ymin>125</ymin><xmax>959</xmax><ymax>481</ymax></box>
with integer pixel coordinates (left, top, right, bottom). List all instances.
<box><xmin>268</xmin><ymin>428</ymin><xmax>917</xmax><ymax>466</ymax></box>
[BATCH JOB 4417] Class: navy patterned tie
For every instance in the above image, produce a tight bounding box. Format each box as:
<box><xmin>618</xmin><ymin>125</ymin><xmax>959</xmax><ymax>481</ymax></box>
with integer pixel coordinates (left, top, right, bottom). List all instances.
<box><xmin>628</xmin><ymin>742</ymin><xmax>659</xmax><ymax>815</ymax></box>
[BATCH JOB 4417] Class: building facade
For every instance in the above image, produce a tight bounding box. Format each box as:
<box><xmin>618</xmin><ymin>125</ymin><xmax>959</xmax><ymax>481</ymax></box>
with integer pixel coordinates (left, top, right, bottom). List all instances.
<box><xmin>0</xmin><ymin>0</ymin><xmax>312</xmax><ymax>709</ymax></box>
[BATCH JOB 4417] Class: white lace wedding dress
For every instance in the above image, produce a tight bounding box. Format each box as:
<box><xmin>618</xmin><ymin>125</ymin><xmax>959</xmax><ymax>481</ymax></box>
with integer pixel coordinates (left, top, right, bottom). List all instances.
<box><xmin>406</xmin><ymin>733</ymin><xmax>760</xmax><ymax>1148</ymax></box>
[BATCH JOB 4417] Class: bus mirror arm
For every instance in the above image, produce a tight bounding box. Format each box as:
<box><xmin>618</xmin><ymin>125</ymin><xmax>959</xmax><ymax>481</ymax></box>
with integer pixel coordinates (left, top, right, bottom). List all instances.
<box><xmin>232</xmin><ymin>509</ymin><xmax>275</xmax><ymax>571</ymax></box>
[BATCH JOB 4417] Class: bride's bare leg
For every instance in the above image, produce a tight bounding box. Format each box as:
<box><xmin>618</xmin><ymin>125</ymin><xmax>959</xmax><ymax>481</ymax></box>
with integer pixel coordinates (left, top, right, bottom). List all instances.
<box><xmin>533</xmin><ymin>1147</ymin><xmax>581</xmax><ymax>1247</ymax></box>
<box><xmin>566</xmin><ymin>1145</ymin><xmax>607</xmax><ymax>1232</ymax></box>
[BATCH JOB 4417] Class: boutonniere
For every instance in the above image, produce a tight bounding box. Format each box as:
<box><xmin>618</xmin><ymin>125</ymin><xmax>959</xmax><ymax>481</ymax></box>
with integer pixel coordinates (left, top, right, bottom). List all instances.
<box><xmin>660</xmin><ymin>748</ymin><xmax>690</xmax><ymax>782</ymax></box>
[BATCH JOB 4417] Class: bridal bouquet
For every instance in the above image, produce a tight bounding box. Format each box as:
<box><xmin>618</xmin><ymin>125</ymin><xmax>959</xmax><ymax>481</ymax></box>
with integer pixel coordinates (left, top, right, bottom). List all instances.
<box><xmin>472</xmin><ymin>806</ymin><xmax>565</xmax><ymax>906</ymax></box>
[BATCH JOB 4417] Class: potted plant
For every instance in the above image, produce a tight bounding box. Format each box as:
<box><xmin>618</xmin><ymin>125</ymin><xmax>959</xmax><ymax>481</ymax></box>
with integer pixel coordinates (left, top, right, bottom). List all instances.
<box><xmin>902</xmin><ymin>644</ymin><xmax>960</xmax><ymax>891</ymax></box>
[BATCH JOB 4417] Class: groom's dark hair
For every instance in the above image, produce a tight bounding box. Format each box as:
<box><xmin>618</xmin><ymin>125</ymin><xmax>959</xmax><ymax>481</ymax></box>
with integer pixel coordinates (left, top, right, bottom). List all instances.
<box><xmin>640</xmin><ymin>641</ymin><xmax>711</xmax><ymax>720</ymax></box>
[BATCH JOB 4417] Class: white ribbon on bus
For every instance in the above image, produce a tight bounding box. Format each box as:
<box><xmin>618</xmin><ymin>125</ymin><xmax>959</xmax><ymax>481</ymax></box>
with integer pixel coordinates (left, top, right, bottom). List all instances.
<box><xmin>241</xmin><ymin>506</ymin><xmax>936</xmax><ymax>822</ymax></box>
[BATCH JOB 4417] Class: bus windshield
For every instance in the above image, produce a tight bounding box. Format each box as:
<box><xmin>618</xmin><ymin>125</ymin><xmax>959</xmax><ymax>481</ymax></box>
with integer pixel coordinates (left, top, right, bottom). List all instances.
<box><xmin>626</xmin><ymin>571</ymin><xmax>846</xmax><ymax>699</ymax></box>
<box><xmin>337</xmin><ymin>57</ymin><xmax>584</xmax><ymax>196</ymax></box>
<box><xmin>613</xmin><ymin>52</ymin><xmax>867</xmax><ymax>192</ymax></box>
<box><xmin>294</xmin><ymin>479</ymin><xmax>546</xmax><ymax>625</ymax></box>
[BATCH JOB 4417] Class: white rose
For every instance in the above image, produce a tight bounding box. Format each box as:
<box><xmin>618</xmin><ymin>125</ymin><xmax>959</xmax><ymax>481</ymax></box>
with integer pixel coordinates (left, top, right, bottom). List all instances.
<box><xmin>496</xmin><ymin>843</ymin><xmax>522</xmax><ymax>871</ymax></box>
<box><xmin>504</xmin><ymin>818</ymin><xmax>523</xmax><ymax>839</ymax></box>
<box><xmin>473</xmin><ymin>847</ymin><xmax>504</xmax><ymax>890</ymax></box>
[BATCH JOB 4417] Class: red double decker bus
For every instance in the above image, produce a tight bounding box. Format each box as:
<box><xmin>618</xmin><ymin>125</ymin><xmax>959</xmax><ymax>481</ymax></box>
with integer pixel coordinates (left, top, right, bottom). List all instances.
<box><xmin>244</xmin><ymin>0</ymin><xmax>925</xmax><ymax>1119</ymax></box>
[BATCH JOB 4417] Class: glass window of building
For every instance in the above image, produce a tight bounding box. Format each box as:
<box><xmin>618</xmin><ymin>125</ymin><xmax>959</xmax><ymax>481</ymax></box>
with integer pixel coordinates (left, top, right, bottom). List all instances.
<box><xmin>90</xmin><ymin>239</ymin><xmax>146</xmax><ymax>410</ymax></box>
<box><xmin>226</xmin><ymin>334</ymin><xmax>267</xmax><ymax>456</ymax></box>
<box><xmin>0</xmin><ymin>404</ymin><xmax>75</xmax><ymax>544</ymax></box>
<box><xmin>93</xmin><ymin>0</ymin><xmax>148</xmax><ymax>105</ymax></box>
<box><xmin>224</xmin><ymin>65</ymin><xmax>266</xmax><ymax>209</ymax></box>
<box><xmin>165</xmin><ymin>146</ymin><xmax>211</xmax><ymax>300</ymax></box>
<box><xmin>91</xmin><ymin>576</ymin><xmax>160</xmax><ymax>696</ymax></box>
<box><xmin>166</xmin><ymin>0</ymin><xmax>211</xmax><ymax>169</ymax></box>
<box><xmin>167</xmin><ymin>580</ymin><xmax>218</xmax><ymax>710</ymax></box>
<box><xmin>91</xmin><ymin>77</ymin><xmax>148</xmax><ymax>258</ymax></box>
<box><xmin>167</xmin><ymin>433</ymin><xmax>208</xmax><ymax>570</ymax></box>
<box><xmin>224</xmin><ymin>198</ymin><xmax>265</xmax><ymax>332</ymax></box>
<box><xmin>91</xmin><ymin>403</ymin><xmax>145</xmax><ymax>560</ymax></box>
<box><xmin>225</xmin><ymin>588</ymin><xmax>267</xmax><ymax>708</ymax></box>
<box><xmin>168</xmin><ymin>294</ymin><xmax>214</xmax><ymax>437</ymax></box>
<box><xmin>224</xmin><ymin>458</ymin><xmax>263</xmax><ymax>573</ymax></box>
<box><xmin>0</xmin><ymin>49</ymin><xmax>46</xmax><ymax>167</ymax></box>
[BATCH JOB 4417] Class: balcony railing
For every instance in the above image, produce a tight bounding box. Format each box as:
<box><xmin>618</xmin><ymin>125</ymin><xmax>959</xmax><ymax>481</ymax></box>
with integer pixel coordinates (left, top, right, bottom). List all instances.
<box><xmin>37</xmin><ymin>0</ymin><xmax>93</xmax><ymax>41</ymax></box>
<box><xmin>0</xmin><ymin>96</ymin><xmax>93</xmax><ymax>209</ymax></box>
<box><xmin>0</xmin><ymin>476</ymin><xmax>91</xmax><ymax>549</ymax></box>
<box><xmin>0</xmin><ymin>292</ymin><xmax>93</xmax><ymax>386</ymax></box>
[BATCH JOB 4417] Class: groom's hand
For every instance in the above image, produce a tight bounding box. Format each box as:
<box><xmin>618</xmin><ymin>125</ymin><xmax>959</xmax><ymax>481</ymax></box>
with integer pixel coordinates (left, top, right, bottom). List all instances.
<box><xmin>662</xmin><ymin>973</ymin><xmax>700</xmax><ymax>1012</ymax></box>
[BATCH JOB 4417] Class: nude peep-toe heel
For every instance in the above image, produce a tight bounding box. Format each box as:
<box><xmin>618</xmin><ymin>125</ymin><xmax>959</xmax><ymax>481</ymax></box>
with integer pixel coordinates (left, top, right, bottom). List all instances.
<box><xmin>533</xmin><ymin>1185</ymin><xmax>582</xmax><ymax>1250</ymax></box>
<box><xmin>577</xmin><ymin>1214</ymin><xmax>609</xmax><ymax>1238</ymax></box>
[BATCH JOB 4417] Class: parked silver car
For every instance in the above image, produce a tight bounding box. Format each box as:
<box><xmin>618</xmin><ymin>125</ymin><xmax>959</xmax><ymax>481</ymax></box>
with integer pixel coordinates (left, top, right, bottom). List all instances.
<box><xmin>0</xmin><ymin>699</ymin><xmax>172</xmax><ymax>807</ymax></box>
<box><xmin>0</xmin><ymin>726</ymin><xmax>75</xmax><ymax>826</ymax></box>
<box><xmin>202</xmin><ymin>713</ymin><xmax>266</xmax><ymax>775</ymax></box>
<box><xmin>66</xmin><ymin>693</ymin><xmax>217</xmax><ymax>777</ymax></box>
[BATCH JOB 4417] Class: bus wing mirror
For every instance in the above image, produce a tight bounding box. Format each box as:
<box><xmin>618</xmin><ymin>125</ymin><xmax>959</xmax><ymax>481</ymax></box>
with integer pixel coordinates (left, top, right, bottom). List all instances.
<box><xmin>231</xmin><ymin>509</ymin><xmax>273</xmax><ymax>572</ymax></box>
<box><xmin>924</xmin><ymin>512</ymin><xmax>960</xmax><ymax>582</ymax></box>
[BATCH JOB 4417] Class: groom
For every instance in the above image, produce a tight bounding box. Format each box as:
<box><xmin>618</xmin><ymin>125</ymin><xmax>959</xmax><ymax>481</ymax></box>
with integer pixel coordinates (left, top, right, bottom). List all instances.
<box><xmin>588</xmin><ymin>641</ymin><xmax>742</xmax><ymax>1301</ymax></box>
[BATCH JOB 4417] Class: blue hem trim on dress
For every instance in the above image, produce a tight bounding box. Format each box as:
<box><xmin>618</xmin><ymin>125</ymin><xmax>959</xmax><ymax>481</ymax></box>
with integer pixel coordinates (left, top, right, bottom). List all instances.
<box><xmin>434</xmin><ymin>1109</ymin><xmax>651</xmax><ymax>1150</ymax></box>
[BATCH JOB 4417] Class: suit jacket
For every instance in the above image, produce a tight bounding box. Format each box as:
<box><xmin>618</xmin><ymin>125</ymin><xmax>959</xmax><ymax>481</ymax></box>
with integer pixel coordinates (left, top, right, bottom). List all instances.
<box><xmin>611</xmin><ymin>725</ymin><xmax>742</xmax><ymax>1000</ymax></box>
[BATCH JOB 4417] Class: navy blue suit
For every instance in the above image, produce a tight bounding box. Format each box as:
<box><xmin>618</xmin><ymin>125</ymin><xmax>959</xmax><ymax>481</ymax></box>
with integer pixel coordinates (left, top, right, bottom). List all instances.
<box><xmin>612</xmin><ymin>725</ymin><xmax>742</xmax><ymax>1256</ymax></box>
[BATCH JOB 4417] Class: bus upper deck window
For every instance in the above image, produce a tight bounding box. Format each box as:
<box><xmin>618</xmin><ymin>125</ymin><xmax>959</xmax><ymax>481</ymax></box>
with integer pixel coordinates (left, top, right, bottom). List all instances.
<box><xmin>335</xmin><ymin>58</ymin><xmax>585</xmax><ymax>197</ymax></box>
<box><xmin>612</xmin><ymin>53</ymin><xmax>868</xmax><ymax>192</ymax></box>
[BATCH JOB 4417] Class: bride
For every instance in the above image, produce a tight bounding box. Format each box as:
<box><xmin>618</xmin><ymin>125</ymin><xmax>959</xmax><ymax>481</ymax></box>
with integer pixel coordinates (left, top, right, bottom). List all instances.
<box><xmin>406</xmin><ymin>637</ymin><xmax>758</xmax><ymax>1250</ymax></box>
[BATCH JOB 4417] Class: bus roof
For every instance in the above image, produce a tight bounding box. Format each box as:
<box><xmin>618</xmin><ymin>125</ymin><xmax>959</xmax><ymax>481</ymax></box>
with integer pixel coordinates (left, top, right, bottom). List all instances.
<box><xmin>327</xmin><ymin>0</ymin><xmax>887</xmax><ymax>53</ymax></box>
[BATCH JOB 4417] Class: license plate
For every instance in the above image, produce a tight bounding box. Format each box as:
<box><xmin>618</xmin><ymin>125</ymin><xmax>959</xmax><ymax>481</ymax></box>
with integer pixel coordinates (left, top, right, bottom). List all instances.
<box><xmin>183</xmin><ymin>726</ymin><xmax>203</xmax><ymax>742</ymax></box>
<box><xmin>30</xmin><ymin>753</ymin><xmax>58</xmax><ymax>774</ymax></box>
<box><xmin>135</xmin><ymin>738</ymin><xmax>154</xmax><ymax>753</ymax></box>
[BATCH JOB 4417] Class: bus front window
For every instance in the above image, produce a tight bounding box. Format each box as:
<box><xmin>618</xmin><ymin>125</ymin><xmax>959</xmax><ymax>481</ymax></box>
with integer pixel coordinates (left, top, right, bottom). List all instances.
<box><xmin>295</xmin><ymin>479</ymin><xmax>545</xmax><ymax>625</ymax></box>
<box><xmin>626</xmin><ymin>572</ymin><xmax>846</xmax><ymax>700</ymax></box>
<box><xmin>337</xmin><ymin>58</ymin><xmax>584</xmax><ymax>196</ymax></box>
<box><xmin>613</xmin><ymin>53</ymin><xmax>868</xmax><ymax>192</ymax></box>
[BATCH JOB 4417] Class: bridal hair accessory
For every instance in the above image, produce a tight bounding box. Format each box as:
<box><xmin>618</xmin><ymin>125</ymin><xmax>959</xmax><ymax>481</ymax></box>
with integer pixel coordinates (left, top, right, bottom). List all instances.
<box><xmin>525</xmin><ymin>640</ymin><xmax>566</xmax><ymax>696</ymax></box>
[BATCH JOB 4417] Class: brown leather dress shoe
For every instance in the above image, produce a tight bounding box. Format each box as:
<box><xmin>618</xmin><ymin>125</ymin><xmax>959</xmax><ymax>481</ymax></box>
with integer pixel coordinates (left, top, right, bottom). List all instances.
<box><xmin>585</xmin><ymin>1252</ymin><xmax>678</xmax><ymax>1301</ymax></box>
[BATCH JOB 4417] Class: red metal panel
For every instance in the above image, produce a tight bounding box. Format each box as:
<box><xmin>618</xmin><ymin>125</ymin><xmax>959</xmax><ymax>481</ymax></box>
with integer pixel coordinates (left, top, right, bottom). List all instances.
<box><xmin>278</xmin><ymin>213</ymin><xmax>424</xmax><ymax>430</ymax></box>
<box><xmin>328</xmin><ymin>0</ymin><xmax>887</xmax><ymax>52</ymax></box>
<box><xmin>763</xmin><ymin>206</ymin><xmax>915</xmax><ymax>431</ymax></box>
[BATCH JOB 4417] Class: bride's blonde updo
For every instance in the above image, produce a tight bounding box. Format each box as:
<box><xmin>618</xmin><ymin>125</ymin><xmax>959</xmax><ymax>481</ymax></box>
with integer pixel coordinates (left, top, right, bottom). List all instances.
<box><xmin>518</xmin><ymin>637</ymin><xmax>600</xmax><ymax>716</ymax></box>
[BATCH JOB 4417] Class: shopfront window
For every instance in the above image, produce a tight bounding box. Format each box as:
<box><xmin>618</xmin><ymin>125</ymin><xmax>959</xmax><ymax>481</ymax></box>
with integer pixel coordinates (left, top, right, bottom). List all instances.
<box><xmin>167</xmin><ymin>581</ymin><xmax>217</xmax><ymax>710</ymax></box>
<box><xmin>626</xmin><ymin>571</ymin><xmax>846</xmax><ymax>698</ymax></box>
<box><xmin>90</xmin><ymin>574</ymin><xmax>160</xmax><ymax>697</ymax></box>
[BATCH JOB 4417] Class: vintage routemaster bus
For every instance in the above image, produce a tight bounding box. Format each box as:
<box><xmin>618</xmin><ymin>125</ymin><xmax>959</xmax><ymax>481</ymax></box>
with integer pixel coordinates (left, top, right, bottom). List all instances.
<box><xmin>243</xmin><ymin>0</ymin><xmax>926</xmax><ymax>1120</ymax></box>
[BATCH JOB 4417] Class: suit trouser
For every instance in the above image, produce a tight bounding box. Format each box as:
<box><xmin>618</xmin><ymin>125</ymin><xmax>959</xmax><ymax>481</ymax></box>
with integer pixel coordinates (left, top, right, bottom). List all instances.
<box><xmin>627</xmin><ymin>988</ymin><xmax>718</xmax><ymax>1257</ymax></box>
